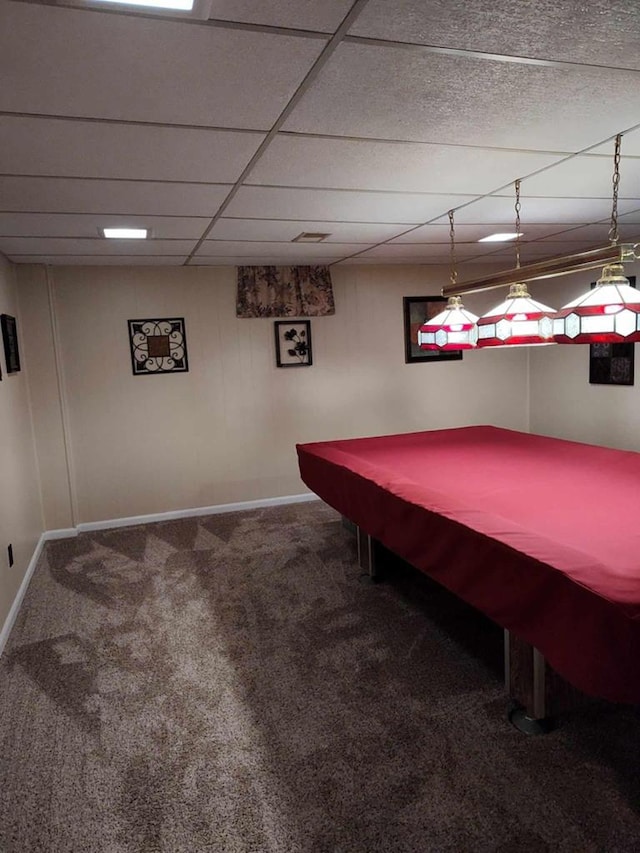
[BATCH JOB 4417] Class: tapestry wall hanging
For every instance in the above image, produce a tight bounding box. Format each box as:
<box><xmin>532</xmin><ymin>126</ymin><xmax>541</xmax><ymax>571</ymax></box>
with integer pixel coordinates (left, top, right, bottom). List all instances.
<box><xmin>237</xmin><ymin>266</ymin><xmax>335</xmax><ymax>318</ymax></box>
<box><xmin>128</xmin><ymin>318</ymin><xmax>189</xmax><ymax>376</ymax></box>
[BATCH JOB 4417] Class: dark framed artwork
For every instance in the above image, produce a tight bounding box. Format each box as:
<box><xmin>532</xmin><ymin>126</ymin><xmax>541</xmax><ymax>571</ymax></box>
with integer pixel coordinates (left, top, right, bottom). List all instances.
<box><xmin>274</xmin><ymin>320</ymin><xmax>312</xmax><ymax>367</ymax></box>
<box><xmin>1</xmin><ymin>314</ymin><xmax>21</xmax><ymax>374</ymax></box>
<box><xmin>403</xmin><ymin>296</ymin><xmax>463</xmax><ymax>364</ymax></box>
<box><xmin>128</xmin><ymin>318</ymin><xmax>188</xmax><ymax>376</ymax></box>
<box><xmin>588</xmin><ymin>275</ymin><xmax>635</xmax><ymax>386</ymax></box>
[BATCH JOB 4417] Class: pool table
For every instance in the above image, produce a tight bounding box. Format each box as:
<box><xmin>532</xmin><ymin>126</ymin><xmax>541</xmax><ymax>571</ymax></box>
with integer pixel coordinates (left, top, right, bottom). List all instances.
<box><xmin>297</xmin><ymin>426</ymin><xmax>640</xmax><ymax>722</ymax></box>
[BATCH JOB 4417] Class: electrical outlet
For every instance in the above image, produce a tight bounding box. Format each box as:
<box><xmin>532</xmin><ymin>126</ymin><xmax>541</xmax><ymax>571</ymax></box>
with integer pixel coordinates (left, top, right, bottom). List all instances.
<box><xmin>7</xmin><ymin>544</ymin><xmax>13</xmax><ymax>568</ymax></box>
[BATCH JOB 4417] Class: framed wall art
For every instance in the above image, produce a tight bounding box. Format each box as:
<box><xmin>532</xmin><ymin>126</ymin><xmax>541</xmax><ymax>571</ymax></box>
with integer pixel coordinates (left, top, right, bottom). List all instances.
<box><xmin>588</xmin><ymin>275</ymin><xmax>635</xmax><ymax>386</ymax></box>
<box><xmin>589</xmin><ymin>342</ymin><xmax>634</xmax><ymax>386</ymax></box>
<box><xmin>1</xmin><ymin>314</ymin><xmax>21</xmax><ymax>374</ymax></box>
<box><xmin>274</xmin><ymin>320</ymin><xmax>312</xmax><ymax>367</ymax></box>
<box><xmin>128</xmin><ymin>318</ymin><xmax>189</xmax><ymax>376</ymax></box>
<box><xmin>403</xmin><ymin>296</ymin><xmax>463</xmax><ymax>364</ymax></box>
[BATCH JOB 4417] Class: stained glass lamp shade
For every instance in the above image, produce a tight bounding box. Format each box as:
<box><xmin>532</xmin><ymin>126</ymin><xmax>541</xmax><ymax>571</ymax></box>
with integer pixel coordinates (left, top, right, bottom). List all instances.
<box><xmin>476</xmin><ymin>282</ymin><xmax>555</xmax><ymax>348</ymax></box>
<box><xmin>418</xmin><ymin>297</ymin><xmax>479</xmax><ymax>351</ymax></box>
<box><xmin>552</xmin><ymin>263</ymin><xmax>640</xmax><ymax>344</ymax></box>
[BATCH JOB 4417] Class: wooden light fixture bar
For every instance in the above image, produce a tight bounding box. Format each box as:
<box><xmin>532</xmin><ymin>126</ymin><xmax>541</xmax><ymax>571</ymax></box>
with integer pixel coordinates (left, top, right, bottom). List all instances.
<box><xmin>444</xmin><ymin>243</ymin><xmax>639</xmax><ymax>297</ymax></box>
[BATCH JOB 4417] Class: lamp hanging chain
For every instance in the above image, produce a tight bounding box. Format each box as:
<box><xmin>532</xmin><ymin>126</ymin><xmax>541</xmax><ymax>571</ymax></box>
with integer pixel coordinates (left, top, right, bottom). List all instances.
<box><xmin>514</xmin><ymin>179</ymin><xmax>521</xmax><ymax>270</ymax></box>
<box><xmin>608</xmin><ymin>134</ymin><xmax>622</xmax><ymax>245</ymax></box>
<box><xmin>448</xmin><ymin>209</ymin><xmax>457</xmax><ymax>287</ymax></box>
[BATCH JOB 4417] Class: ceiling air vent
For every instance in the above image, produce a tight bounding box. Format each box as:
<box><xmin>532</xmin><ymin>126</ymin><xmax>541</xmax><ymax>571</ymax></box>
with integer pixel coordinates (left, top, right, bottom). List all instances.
<box><xmin>293</xmin><ymin>232</ymin><xmax>331</xmax><ymax>243</ymax></box>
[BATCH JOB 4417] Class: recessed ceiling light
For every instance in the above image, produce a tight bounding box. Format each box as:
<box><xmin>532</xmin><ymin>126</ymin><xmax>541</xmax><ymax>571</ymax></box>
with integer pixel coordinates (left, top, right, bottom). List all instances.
<box><xmin>478</xmin><ymin>232</ymin><xmax>524</xmax><ymax>243</ymax></box>
<box><xmin>293</xmin><ymin>232</ymin><xmax>331</xmax><ymax>243</ymax></box>
<box><xmin>92</xmin><ymin>0</ymin><xmax>194</xmax><ymax>10</ymax></box>
<box><xmin>101</xmin><ymin>227</ymin><xmax>149</xmax><ymax>239</ymax></box>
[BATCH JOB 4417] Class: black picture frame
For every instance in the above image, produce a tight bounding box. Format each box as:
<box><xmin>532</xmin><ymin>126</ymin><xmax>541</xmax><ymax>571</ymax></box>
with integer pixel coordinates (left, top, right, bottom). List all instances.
<box><xmin>403</xmin><ymin>296</ymin><xmax>463</xmax><ymax>364</ymax></box>
<box><xmin>128</xmin><ymin>318</ymin><xmax>189</xmax><ymax>376</ymax></box>
<box><xmin>274</xmin><ymin>320</ymin><xmax>312</xmax><ymax>367</ymax></box>
<box><xmin>588</xmin><ymin>275</ymin><xmax>635</xmax><ymax>386</ymax></box>
<box><xmin>1</xmin><ymin>314</ymin><xmax>21</xmax><ymax>374</ymax></box>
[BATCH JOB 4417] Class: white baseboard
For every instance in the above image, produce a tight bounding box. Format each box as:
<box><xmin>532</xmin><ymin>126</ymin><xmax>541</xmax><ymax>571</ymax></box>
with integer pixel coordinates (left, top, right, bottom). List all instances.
<box><xmin>76</xmin><ymin>492</ymin><xmax>319</xmax><ymax>533</ymax></box>
<box><xmin>0</xmin><ymin>533</ymin><xmax>46</xmax><ymax>659</ymax></box>
<box><xmin>0</xmin><ymin>492</ymin><xmax>319</xmax><ymax>657</ymax></box>
<box><xmin>43</xmin><ymin>527</ymin><xmax>78</xmax><ymax>541</ymax></box>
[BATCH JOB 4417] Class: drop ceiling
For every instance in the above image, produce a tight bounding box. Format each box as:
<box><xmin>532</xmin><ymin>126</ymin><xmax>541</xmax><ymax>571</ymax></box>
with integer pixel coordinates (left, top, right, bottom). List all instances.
<box><xmin>2</xmin><ymin>0</ymin><xmax>640</xmax><ymax>267</ymax></box>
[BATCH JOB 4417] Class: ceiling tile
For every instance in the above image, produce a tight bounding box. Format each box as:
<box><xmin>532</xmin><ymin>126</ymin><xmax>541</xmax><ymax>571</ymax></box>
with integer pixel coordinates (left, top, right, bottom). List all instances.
<box><xmin>349</xmin><ymin>1</ymin><xmax>640</xmax><ymax>70</ymax></box>
<box><xmin>0</xmin><ymin>117</ymin><xmax>263</xmax><ymax>183</ymax></box>
<box><xmin>9</xmin><ymin>256</ymin><xmax>188</xmax><ymax>266</ymax></box>
<box><xmin>0</xmin><ymin>2</ymin><xmax>324</xmax><ymax>127</ymax></box>
<box><xmin>251</xmin><ymin>136</ymin><xmax>564</xmax><ymax>193</ymax></box>
<box><xmin>519</xmin><ymin>154</ymin><xmax>640</xmax><ymax>198</ymax></box>
<box><xmin>519</xmin><ymin>240</ymin><xmax>610</xmax><ymax>256</ymax></box>
<box><xmin>616</xmin><ymin>208</ymin><xmax>640</xmax><ymax>226</ymax></box>
<box><xmin>541</xmin><ymin>222</ymin><xmax>640</xmax><ymax>241</ymax></box>
<box><xmin>336</xmin><ymin>256</ymin><xmax>447</xmax><ymax>265</ymax></box>
<box><xmin>590</xmin><ymin>127</ymin><xmax>640</xmax><ymax>157</ymax></box>
<box><xmin>195</xmin><ymin>240</ymin><xmax>365</xmax><ymax>258</ymax></box>
<box><xmin>350</xmin><ymin>242</ymin><xmax>494</xmax><ymax>260</ymax></box>
<box><xmin>225</xmin><ymin>186</ymin><xmax>476</xmax><ymax>222</ymax></box>
<box><xmin>208</xmin><ymin>0</ymin><xmax>354</xmax><ymax>31</ymax></box>
<box><xmin>282</xmin><ymin>42</ymin><xmax>640</xmax><ymax>150</ymax></box>
<box><xmin>5</xmin><ymin>1</ymin><xmax>640</xmax><ymax>267</ymax></box>
<box><xmin>0</xmin><ymin>213</ymin><xmax>208</xmax><ymax>240</ymax></box>
<box><xmin>208</xmin><ymin>219</ymin><xmax>409</xmax><ymax>242</ymax></box>
<box><xmin>462</xmin><ymin>241</ymin><xmax>611</xmax><ymax>266</ymax></box>
<box><xmin>0</xmin><ymin>238</ymin><xmax>196</xmax><ymax>256</ymax></box>
<box><xmin>189</xmin><ymin>256</ymin><xmax>342</xmax><ymax>265</ymax></box>
<box><xmin>389</xmin><ymin>223</ymin><xmax>581</xmax><ymax>243</ymax></box>
<box><xmin>0</xmin><ymin>177</ymin><xmax>232</xmax><ymax>217</ymax></box>
<box><xmin>449</xmin><ymin>195</ymin><xmax>640</xmax><ymax>224</ymax></box>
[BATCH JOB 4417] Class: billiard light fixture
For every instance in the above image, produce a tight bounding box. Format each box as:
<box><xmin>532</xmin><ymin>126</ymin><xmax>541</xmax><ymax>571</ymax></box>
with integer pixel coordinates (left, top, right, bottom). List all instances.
<box><xmin>418</xmin><ymin>211</ymin><xmax>479</xmax><ymax>351</ymax></box>
<box><xmin>442</xmin><ymin>135</ymin><xmax>640</xmax><ymax>346</ymax></box>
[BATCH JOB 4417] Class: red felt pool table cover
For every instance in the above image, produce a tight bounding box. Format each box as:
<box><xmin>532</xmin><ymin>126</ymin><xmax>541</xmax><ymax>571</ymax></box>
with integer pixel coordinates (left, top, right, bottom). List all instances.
<box><xmin>296</xmin><ymin>426</ymin><xmax>640</xmax><ymax>703</ymax></box>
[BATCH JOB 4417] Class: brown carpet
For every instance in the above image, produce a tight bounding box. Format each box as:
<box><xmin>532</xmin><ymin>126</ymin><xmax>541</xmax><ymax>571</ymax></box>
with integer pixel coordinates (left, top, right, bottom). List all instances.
<box><xmin>0</xmin><ymin>500</ymin><xmax>639</xmax><ymax>852</ymax></box>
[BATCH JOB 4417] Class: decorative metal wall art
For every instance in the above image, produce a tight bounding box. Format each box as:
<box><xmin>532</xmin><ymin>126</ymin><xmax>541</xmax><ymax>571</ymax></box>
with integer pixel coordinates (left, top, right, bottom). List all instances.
<box><xmin>1</xmin><ymin>314</ymin><xmax>20</xmax><ymax>374</ymax></box>
<box><xmin>274</xmin><ymin>320</ymin><xmax>312</xmax><ymax>367</ymax></box>
<box><xmin>128</xmin><ymin>318</ymin><xmax>189</xmax><ymax>376</ymax></box>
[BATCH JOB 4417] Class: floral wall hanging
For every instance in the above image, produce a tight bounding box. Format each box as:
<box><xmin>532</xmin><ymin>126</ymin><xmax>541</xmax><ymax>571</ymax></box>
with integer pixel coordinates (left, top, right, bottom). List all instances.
<box><xmin>237</xmin><ymin>266</ymin><xmax>335</xmax><ymax>318</ymax></box>
<box><xmin>274</xmin><ymin>320</ymin><xmax>312</xmax><ymax>367</ymax></box>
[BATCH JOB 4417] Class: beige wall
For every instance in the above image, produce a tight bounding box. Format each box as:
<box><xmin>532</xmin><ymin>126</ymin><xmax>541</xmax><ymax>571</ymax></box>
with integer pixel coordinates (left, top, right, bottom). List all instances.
<box><xmin>6</xmin><ymin>255</ymin><xmax>640</xmax><ymax>632</ymax></box>
<box><xmin>17</xmin><ymin>266</ymin><xmax>74</xmax><ymax>530</ymax></box>
<box><xmin>5</xmin><ymin>253</ymin><xmax>639</xmax><ymax>642</ymax></box>
<box><xmin>529</xmin><ymin>261</ymin><xmax>640</xmax><ymax>451</ymax></box>
<box><xmin>0</xmin><ymin>256</ymin><xmax>43</xmax><ymax>630</ymax></box>
<box><xmin>18</xmin><ymin>262</ymin><xmax>530</xmax><ymax>526</ymax></box>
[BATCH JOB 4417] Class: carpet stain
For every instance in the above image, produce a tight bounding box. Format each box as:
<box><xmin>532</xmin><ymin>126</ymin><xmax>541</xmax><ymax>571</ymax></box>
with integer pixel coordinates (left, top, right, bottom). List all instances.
<box><xmin>9</xmin><ymin>633</ymin><xmax>100</xmax><ymax>732</ymax></box>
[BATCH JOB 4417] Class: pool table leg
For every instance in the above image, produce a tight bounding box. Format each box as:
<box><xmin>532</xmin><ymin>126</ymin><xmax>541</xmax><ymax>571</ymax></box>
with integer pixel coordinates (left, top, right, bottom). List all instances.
<box><xmin>356</xmin><ymin>527</ymin><xmax>380</xmax><ymax>581</ymax></box>
<box><xmin>504</xmin><ymin>631</ymin><xmax>552</xmax><ymax>733</ymax></box>
<box><xmin>504</xmin><ymin>630</ymin><xmax>585</xmax><ymax>734</ymax></box>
